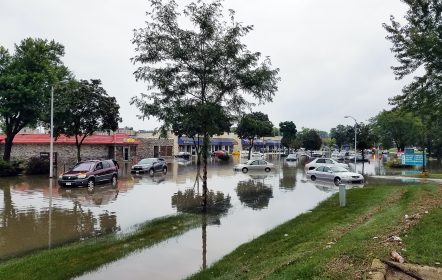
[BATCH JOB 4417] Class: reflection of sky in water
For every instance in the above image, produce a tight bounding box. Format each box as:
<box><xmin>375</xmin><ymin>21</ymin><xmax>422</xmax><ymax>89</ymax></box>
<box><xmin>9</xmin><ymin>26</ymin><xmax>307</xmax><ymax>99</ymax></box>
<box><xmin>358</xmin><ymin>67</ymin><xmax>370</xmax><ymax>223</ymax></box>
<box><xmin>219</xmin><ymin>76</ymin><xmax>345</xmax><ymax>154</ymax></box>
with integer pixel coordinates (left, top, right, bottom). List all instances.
<box><xmin>76</xmin><ymin>161</ymin><xmax>331</xmax><ymax>280</ymax></box>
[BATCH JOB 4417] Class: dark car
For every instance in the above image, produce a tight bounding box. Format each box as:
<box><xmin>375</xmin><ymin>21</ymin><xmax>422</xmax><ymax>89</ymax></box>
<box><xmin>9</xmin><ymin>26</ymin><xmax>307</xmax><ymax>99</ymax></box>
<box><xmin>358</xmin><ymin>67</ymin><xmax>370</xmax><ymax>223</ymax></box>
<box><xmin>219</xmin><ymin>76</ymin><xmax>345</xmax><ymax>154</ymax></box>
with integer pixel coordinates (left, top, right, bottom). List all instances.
<box><xmin>58</xmin><ymin>159</ymin><xmax>118</xmax><ymax>188</ymax></box>
<box><xmin>131</xmin><ymin>158</ymin><xmax>167</xmax><ymax>176</ymax></box>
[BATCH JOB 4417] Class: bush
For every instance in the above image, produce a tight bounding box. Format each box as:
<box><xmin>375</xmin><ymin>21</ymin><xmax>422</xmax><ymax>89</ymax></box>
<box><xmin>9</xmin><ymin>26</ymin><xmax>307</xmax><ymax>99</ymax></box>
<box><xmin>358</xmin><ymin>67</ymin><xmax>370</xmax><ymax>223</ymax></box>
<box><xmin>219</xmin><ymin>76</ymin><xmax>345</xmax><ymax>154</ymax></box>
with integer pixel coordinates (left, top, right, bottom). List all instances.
<box><xmin>26</xmin><ymin>156</ymin><xmax>50</xmax><ymax>175</ymax></box>
<box><xmin>0</xmin><ymin>160</ymin><xmax>24</xmax><ymax>176</ymax></box>
<box><xmin>217</xmin><ymin>154</ymin><xmax>230</xmax><ymax>161</ymax></box>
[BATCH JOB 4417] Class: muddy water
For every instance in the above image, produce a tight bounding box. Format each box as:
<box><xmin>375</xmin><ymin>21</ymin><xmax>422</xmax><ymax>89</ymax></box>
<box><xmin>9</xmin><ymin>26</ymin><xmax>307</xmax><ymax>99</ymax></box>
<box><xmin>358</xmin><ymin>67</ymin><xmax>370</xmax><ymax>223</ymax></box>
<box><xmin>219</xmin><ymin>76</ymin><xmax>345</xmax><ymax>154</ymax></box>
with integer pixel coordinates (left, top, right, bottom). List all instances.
<box><xmin>1</xmin><ymin>156</ymin><xmax>375</xmax><ymax>279</ymax></box>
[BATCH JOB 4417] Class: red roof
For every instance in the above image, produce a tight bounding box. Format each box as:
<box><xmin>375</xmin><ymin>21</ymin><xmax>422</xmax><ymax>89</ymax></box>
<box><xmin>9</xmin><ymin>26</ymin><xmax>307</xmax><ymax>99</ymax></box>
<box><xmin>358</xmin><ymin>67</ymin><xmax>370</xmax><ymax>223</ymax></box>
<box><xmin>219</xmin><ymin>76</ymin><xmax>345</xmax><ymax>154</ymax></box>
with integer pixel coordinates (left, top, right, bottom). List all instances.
<box><xmin>0</xmin><ymin>133</ymin><xmax>139</xmax><ymax>145</ymax></box>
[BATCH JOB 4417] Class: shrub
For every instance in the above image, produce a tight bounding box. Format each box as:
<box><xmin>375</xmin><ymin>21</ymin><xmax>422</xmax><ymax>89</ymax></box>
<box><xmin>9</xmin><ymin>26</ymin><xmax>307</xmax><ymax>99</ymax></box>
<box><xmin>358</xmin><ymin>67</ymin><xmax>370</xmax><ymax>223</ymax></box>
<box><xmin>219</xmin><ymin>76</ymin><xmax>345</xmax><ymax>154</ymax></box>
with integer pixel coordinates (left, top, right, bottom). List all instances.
<box><xmin>0</xmin><ymin>160</ymin><xmax>23</xmax><ymax>176</ymax></box>
<box><xmin>26</xmin><ymin>156</ymin><xmax>50</xmax><ymax>175</ymax></box>
<box><xmin>217</xmin><ymin>154</ymin><xmax>230</xmax><ymax>161</ymax></box>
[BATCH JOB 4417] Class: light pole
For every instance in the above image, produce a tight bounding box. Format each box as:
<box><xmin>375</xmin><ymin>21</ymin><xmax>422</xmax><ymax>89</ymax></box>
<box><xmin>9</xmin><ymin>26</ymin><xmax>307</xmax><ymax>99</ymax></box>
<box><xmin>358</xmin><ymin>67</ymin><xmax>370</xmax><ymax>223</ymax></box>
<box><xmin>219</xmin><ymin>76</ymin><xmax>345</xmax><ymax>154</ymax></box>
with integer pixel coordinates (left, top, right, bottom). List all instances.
<box><xmin>49</xmin><ymin>85</ymin><xmax>55</xmax><ymax>178</ymax></box>
<box><xmin>344</xmin><ymin>115</ymin><xmax>357</xmax><ymax>172</ymax></box>
<box><xmin>49</xmin><ymin>81</ymin><xmax>68</xmax><ymax>178</ymax></box>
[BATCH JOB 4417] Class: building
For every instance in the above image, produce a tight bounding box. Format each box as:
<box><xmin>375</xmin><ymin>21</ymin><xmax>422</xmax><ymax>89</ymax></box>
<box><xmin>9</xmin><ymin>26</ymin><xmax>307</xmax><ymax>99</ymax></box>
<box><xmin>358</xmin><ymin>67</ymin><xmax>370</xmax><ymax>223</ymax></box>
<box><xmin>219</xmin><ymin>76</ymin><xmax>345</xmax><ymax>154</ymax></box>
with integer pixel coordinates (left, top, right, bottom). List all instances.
<box><xmin>0</xmin><ymin>133</ymin><xmax>140</xmax><ymax>166</ymax></box>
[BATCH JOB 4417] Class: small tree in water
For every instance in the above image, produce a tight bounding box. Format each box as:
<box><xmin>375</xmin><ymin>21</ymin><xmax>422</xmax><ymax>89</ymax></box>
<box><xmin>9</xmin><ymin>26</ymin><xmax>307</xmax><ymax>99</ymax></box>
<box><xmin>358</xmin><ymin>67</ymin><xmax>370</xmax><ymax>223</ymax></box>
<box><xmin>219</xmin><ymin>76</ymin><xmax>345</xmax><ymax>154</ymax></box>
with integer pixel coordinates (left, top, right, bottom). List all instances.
<box><xmin>131</xmin><ymin>0</ymin><xmax>279</xmax><ymax>211</ymax></box>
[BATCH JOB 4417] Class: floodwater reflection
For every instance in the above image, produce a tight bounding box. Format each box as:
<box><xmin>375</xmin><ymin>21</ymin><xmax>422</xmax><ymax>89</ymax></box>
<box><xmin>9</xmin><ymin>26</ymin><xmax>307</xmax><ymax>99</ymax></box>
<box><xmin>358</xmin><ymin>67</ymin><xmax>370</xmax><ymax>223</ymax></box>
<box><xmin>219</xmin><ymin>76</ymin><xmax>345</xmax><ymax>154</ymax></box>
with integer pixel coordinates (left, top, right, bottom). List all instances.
<box><xmin>236</xmin><ymin>178</ymin><xmax>273</xmax><ymax>210</ymax></box>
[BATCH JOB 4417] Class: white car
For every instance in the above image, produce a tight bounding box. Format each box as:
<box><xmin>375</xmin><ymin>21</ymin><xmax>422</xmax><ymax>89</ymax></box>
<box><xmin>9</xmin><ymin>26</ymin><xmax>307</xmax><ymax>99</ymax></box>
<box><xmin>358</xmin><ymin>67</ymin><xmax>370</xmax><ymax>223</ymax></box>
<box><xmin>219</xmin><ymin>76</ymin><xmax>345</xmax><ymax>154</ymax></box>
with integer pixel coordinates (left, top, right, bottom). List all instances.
<box><xmin>305</xmin><ymin>158</ymin><xmax>348</xmax><ymax>170</ymax></box>
<box><xmin>234</xmin><ymin>159</ymin><xmax>273</xmax><ymax>173</ymax></box>
<box><xmin>306</xmin><ymin>166</ymin><xmax>364</xmax><ymax>185</ymax></box>
<box><xmin>286</xmin><ymin>154</ymin><xmax>298</xmax><ymax>161</ymax></box>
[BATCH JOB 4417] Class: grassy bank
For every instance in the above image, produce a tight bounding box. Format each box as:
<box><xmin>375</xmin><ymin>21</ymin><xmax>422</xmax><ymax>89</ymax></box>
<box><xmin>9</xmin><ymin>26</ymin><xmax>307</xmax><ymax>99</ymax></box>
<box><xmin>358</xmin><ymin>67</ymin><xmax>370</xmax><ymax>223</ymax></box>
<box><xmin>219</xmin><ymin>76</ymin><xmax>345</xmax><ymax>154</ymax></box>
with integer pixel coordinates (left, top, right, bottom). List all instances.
<box><xmin>0</xmin><ymin>213</ymin><xmax>201</xmax><ymax>280</ymax></box>
<box><xmin>189</xmin><ymin>184</ymin><xmax>442</xmax><ymax>279</ymax></box>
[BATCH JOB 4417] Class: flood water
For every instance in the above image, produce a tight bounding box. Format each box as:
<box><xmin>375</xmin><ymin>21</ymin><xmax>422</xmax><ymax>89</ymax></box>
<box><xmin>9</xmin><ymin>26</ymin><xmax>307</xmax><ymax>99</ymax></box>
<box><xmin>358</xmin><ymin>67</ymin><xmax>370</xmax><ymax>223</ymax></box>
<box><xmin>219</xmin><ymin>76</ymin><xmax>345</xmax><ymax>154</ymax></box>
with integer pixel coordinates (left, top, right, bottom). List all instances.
<box><xmin>1</xmin><ymin>155</ymin><xmax>438</xmax><ymax>279</ymax></box>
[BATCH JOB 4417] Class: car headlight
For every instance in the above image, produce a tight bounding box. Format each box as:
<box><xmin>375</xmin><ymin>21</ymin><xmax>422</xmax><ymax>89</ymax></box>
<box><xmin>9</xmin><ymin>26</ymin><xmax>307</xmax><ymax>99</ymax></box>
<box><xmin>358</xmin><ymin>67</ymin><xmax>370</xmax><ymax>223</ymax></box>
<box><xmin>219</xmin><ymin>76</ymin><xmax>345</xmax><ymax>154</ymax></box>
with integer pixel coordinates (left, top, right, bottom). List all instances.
<box><xmin>77</xmin><ymin>173</ymin><xmax>87</xmax><ymax>179</ymax></box>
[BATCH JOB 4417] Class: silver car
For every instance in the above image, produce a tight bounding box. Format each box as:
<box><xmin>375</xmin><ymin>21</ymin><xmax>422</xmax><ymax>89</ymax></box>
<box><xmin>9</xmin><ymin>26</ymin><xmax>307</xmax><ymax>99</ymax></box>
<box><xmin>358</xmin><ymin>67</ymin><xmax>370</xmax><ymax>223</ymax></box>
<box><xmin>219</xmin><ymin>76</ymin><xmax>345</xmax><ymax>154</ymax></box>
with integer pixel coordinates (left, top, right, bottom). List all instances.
<box><xmin>131</xmin><ymin>158</ymin><xmax>167</xmax><ymax>176</ymax></box>
<box><xmin>234</xmin><ymin>159</ymin><xmax>274</xmax><ymax>173</ymax></box>
<box><xmin>306</xmin><ymin>166</ymin><xmax>364</xmax><ymax>185</ymax></box>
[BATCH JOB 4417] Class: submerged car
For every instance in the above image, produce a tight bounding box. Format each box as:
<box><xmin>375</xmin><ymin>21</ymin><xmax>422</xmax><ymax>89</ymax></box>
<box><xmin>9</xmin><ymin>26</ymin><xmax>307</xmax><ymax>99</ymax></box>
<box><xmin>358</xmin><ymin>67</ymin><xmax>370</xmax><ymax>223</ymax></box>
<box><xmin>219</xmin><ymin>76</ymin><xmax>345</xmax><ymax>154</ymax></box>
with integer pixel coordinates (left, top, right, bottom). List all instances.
<box><xmin>285</xmin><ymin>154</ymin><xmax>297</xmax><ymax>161</ymax></box>
<box><xmin>58</xmin><ymin>159</ymin><xmax>118</xmax><ymax>188</ymax></box>
<box><xmin>234</xmin><ymin>159</ymin><xmax>274</xmax><ymax>173</ymax></box>
<box><xmin>306</xmin><ymin>166</ymin><xmax>364</xmax><ymax>185</ymax></box>
<box><xmin>305</xmin><ymin>157</ymin><xmax>349</xmax><ymax>170</ymax></box>
<box><xmin>131</xmin><ymin>158</ymin><xmax>167</xmax><ymax>176</ymax></box>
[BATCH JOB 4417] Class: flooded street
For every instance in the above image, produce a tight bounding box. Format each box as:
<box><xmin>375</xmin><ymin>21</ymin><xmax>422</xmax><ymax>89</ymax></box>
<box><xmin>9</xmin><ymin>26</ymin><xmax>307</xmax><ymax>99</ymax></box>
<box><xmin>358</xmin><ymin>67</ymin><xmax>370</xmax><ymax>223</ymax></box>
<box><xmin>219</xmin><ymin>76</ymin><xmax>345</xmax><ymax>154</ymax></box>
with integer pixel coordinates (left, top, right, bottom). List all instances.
<box><xmin>1</xmin><ymin>155</ymin><xmax>439</xmax><ymax>279</ymax></box>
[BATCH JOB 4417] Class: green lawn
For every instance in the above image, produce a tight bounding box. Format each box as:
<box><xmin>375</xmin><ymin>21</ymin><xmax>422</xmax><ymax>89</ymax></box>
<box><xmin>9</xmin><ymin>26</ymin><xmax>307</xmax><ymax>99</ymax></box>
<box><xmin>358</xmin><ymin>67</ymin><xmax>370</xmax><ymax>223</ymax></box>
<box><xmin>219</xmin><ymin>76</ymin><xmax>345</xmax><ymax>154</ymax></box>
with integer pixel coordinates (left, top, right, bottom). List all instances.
<box><xmin>188</xmin><ymin>184</ymin><xmax>442</xmax><ymax>279</ymax></box>
<box><xmin>0</xmin><ymin>214</ymin><xmax>202</xmax><ymax>280</ymax></box>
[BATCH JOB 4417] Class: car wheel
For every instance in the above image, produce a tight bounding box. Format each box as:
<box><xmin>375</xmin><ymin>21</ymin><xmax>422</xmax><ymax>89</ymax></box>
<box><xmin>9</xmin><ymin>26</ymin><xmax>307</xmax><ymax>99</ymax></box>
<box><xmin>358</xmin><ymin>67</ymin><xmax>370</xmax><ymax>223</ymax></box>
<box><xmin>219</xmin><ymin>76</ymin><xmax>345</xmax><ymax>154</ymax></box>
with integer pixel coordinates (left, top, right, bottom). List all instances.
<box><xmin>149</xmin><ymin>168</ymin><xmax>155</xmax><ymax>177</ymax></box>
<box><xmin>111</xmin><ymin>174</ymin><xmax>117</xmax><ymax>186</ymax></box>
<box><xmin>242</xmin><ymin>167</ymin><xmax>248</xmax><ymax>173</ymax></box>
<box><xmin>265</xmin><ymin>167</ymin><xmax>271</xmax><ymax>172</ymax></box>
<box><xmin>87</xmin><ymin>179</ymin><xmax>95</xmax><ymax>189</ymax></box>
<box><xmin>162</xmin><ymin>167</ymin><xmax>167</xmax><ymax>174</ymax></box>
<box><xmin>334</xmin><ymin>177</ymin><xmax>341</xmax><ymax>186</ymax></box>
<box><xmin>311</xmin><ymin>175</ymin><xmax>316</xmax><ymax>181</ymax></box>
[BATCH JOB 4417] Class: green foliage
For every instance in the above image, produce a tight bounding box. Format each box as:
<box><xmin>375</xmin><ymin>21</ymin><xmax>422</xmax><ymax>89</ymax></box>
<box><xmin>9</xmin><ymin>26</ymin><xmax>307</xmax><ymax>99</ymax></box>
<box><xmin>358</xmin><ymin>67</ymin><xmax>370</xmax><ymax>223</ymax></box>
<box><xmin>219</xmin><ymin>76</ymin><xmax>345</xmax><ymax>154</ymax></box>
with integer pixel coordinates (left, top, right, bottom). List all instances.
<box><xmin>0</xmin><ymin>160</ymin><xmax>23</xmax><ymax>176</ymax></box>
<box><xmin>297</xmin><ymin>128</ymin><xmax>322</xmax><ymax>151</ymax></box>
<box><xmin>330</xmin><ymin>124</ymin><xmax>353</xmax><ymax>149</ymax></box>
<box><xmin>371</xmin><ymin>109</ymin><xmax>424</xmax><ymax>150</ymax></box>
<box><xmin>236</xmin><ymin>179</ymin><xmax>273</xmax><ymax>210</ymax></box>
<box><xmin>49</xmin><ymin>79</ymin><xmax>121</xmax><ymax>162</ymax></box>
<box><xmin>0</xmin><ymin>38</ymin><xmax>69</xmax><ymax>161</ymax></box>
<box><xmin>279</xmin><ymin>121</ymin><xmax>297</xmax><ymax>149</ymax></box>
<box><xmin>130</xmin><ymin>0</ymin><xmax>279</xmax><ymax>208</ymax></box>
<box><xmin>236</xmin><ymin>112</ymin><xmax>273</xmax><ymax>147</ymax></box>
<box><xmin>25</xmin><ymin>156</ymin><xmax>49</xmax><ymax>175</ymax></box>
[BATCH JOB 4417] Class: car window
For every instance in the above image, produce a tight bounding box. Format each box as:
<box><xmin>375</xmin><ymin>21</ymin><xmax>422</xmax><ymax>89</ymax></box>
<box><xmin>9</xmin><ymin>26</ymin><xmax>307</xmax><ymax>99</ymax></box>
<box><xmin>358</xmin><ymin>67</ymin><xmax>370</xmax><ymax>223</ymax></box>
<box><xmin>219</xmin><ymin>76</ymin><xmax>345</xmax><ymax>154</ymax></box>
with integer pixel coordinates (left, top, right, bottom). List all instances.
<box><xmin>316</xmin><ymin>159</ymin><xmax>325</xmax><ymax>163</ymax></box>
<box><xmin>139</xmin><ymin>158</ymin><xmax>155</xmax><ymax>165</ymax></box>
<box><xmin>72</xmin><ymin>162</ymin><xmax>95</xmax><ymax>172</ymax></box>
<box><xmin>95</xmin><ymin>162</ymin><xmax>103</xmax><ymax>170</ymax></box>
<box><xmin>325</xmin><ymin>159</ymin><xmax>333</xmax><ymax>164</ymax></box>
<box><xmin>323</xmin><ymin>167</ymin><xmax>331</xmax><ymax>172</ymax></box>
<box><xmin>250</xmin><ymin>161</ymin><xmax>258</xmax><ymax>165</ymax></box>
<box><xmin>316</xmin><ymin>166</ymin><xmax>324</xmax><ymax>172</ymax></box>
<box><xmin>102</xmin><ymin>161</ymin><xmax>110</xmax><ymax>168</ymax></box>
<box><xmin>259</xmin><ymin>160</ymin><xmax>267</xmax><ymax>165</ymax></box>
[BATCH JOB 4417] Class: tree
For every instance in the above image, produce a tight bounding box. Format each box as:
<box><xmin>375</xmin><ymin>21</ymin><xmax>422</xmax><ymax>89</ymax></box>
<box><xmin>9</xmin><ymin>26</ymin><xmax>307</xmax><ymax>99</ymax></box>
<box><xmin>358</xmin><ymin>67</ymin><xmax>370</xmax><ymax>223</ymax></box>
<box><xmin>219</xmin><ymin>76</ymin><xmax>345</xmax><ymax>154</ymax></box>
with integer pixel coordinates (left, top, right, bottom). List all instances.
<box><xmin>384</xmin><ymin>1</ymin><xmax>442</xmax><ymax>158</ymax></box>
<box><xmin>130</xmin><ymin>0</ymin><xmax>279</xmax><ymax>211</ymax></box>
<box><xmin>330</xmin><ymin>125</ymin><xmax>353</xmax><ymax>150</ymax></box>
<box><xmin>236</xmin><ymin>112</ymin><xmax>273</xmax><ymax>159</ymax></box>
<box><xmin>51</xmin><ymin>79</ymin><xmax>121</xmax><ymax>162</ymax></box>
<box><xmin>279</xmin><ymin>121</ymin><xmax>297</xmax><ymax>150</ymax></box>
<box><xmin>371</xmin><ymin>109</ymin><xmax>423</xmax><ymax>151</ymax></box>
<box><xmin>298</xmin><ymin>128</ymin><xmax>322</xmax><ymax>151</ymax></box>
<box><xmin>0</xmin><ymin>38</ymin><xmax>68</xmax><ymax>161</ymax></box>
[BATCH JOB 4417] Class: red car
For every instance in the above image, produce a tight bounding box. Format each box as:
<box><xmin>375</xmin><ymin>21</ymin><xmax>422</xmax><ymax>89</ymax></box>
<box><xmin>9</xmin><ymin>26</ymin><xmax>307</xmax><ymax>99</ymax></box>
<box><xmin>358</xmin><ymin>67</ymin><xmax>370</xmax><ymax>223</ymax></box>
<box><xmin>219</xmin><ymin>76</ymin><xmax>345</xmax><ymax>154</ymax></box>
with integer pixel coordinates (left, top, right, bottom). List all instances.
<box><xmin>212</xmin><ymin>150</ymin><xmax>228</xmax><ymax>157</ymax></box>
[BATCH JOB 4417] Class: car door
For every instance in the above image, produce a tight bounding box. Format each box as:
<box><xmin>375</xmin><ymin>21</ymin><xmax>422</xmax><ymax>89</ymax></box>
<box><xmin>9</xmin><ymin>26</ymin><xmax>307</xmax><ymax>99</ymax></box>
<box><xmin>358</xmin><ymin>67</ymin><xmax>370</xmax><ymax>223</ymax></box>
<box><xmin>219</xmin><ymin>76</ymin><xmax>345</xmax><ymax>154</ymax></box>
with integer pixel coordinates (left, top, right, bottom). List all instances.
<box><xmin>322</xmin><ymin>166</ymin><xmax>333</xmax><ymax>180</ymax></box>
<box><xmin>94</xmin><ymin>162</ymin><xmax>106</xmax><ymax>182</ymax></box>
<box><xmin>249</xmin><ymin>160</ymin><xmax>259</xmax><ymax>170</ymax></box>
<box><xmin>315</xmin><ymin>166</ymin><xmax>325</xmax><ymax>179</ymax></box>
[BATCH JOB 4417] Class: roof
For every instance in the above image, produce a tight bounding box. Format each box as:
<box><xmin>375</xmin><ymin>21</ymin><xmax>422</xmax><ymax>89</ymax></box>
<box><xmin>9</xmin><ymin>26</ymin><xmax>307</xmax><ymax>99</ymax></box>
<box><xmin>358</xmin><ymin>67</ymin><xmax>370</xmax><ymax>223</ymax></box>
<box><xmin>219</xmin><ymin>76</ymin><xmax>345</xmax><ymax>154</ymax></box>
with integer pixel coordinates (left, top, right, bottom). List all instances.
<box><xmin>0</xmin><ymin>133</ymin><xmax>139</xmax><ymax>145</ymax></box>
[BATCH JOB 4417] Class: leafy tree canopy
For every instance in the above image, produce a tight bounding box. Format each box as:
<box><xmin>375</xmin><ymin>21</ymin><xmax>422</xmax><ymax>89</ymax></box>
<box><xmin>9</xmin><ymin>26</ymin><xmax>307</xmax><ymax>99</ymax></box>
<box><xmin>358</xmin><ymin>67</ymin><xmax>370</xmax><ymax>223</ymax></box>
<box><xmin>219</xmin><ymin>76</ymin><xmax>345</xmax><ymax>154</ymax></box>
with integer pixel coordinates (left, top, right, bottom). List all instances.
<box><xmin>279</xmin><ymin>121</ymin><xmax>297</xmax><ymax>149</ymax></box>
<box><xmin>330</xmin><ymin>125</ymin><xmax>353</xmax><ymax>149</ymax></box>
<box><xmin>297</xmin><ymin>128</ymin><xmax>322</xmax><ymax>151</ymax></box>
<box><xmin>50</xmin><ymin>79</ymin><xmax>121</xmax><ymax>161</ymax></box>
<box><xmin>0</xmin><ymin>38</ymin><xmax>69</xmax><ymax>161</ymax></box>
<box><xmin>236</xmin><ymin>112</ymin><xmax>273</xmax><ymax>142</ymax></box>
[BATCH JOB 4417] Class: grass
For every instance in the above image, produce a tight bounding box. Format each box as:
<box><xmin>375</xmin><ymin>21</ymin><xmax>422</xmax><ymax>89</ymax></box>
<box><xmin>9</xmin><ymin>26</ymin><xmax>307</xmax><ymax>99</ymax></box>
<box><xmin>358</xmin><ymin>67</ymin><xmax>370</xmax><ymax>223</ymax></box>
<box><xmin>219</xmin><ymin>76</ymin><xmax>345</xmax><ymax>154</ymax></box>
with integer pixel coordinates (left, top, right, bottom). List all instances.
<box><xmin>188</xmin><ymin>183</ymin><xmax>442</xmax><ymax>279</ymax></box>
<box><xmin>404</xmin><ymin>172</ymin><xmax>442</xmax><ymax>179</ymax></box>
<box><xmin>0</xmin><ymin>213</ymin><xmax>202</xmax><ymax>280</ymax></box>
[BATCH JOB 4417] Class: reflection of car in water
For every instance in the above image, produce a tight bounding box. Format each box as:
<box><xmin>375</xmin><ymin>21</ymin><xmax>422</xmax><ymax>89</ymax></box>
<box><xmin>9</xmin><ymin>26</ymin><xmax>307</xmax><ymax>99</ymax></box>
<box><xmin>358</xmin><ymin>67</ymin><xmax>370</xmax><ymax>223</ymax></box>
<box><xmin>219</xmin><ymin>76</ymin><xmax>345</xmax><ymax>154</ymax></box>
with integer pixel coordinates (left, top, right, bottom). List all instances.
<box><xmin>132</xmin><ymin>173</ymin><xmax>167</xmax><ymax>184</ymax></box>
<box><xmin>58</xmin><ymin>183</ymin><xmax>119</xmax><ymax>207</ymax></box>
<box><xmin>313</xmin><ymin>181</ymin><xmax>364</xmax><ymax>193</ymax></box>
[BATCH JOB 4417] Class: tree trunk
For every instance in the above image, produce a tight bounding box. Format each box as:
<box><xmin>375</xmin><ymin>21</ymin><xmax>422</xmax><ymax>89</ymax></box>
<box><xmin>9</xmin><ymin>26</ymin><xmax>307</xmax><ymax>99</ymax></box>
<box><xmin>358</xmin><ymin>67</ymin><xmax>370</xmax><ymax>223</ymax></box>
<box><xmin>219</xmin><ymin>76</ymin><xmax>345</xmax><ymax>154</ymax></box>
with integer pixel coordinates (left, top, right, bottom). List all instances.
<box><xmin>202</xmin><ymin>133</ymin><xmax>210</xmax><ymax>212</ymax></box>
<box><xmin>76</xmin><ymin>144</ymin><xmax>81</xmax><ymax>163</ymax></box>
<box><xmin>247</xmin><ymin>138</ymin><xmax>254</xmax><ymax>160</ymax></box>
<box><xmin>201</xmin><ymin>214</ymin><xmax>207</xmax><ymax>269</ymax></box>
<box><xmin>2</xmin><ymin>136</ymin><xmax>14</xmax><ymax>161</ymax></box>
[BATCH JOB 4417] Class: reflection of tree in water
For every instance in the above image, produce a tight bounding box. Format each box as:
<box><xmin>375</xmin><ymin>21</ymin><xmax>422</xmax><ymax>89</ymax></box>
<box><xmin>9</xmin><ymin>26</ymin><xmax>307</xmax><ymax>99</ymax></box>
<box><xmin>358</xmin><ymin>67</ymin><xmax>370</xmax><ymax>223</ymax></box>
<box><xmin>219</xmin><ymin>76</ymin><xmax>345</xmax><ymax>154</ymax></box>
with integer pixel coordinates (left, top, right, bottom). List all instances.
<box><xmin>236</xmin><ymin>179</ymin><xmax>273</xmax><ymax>210</ymax></box>
<box><xmin>279</xmin><ymin>165</ymin><xmax>297</xmax><ymax>190</ymax></box>
<box><xmin>171</xmin><ymin>189</ymin><xmax>231</xmax><ymax>215</ymax></box>
<box><xmin>0</xmin><ymin>185</ymin><xmax>120</xmax><ymax>260</ymax></box>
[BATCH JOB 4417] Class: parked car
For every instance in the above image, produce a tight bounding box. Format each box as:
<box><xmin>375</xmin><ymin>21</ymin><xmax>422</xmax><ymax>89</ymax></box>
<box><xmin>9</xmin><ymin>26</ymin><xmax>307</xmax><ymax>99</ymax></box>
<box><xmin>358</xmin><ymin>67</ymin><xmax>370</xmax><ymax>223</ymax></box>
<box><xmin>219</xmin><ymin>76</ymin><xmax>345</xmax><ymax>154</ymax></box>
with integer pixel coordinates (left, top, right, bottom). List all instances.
<box><xmin>58</xmin><ymin>159</ymin><xmax>118</xmax><ymax>188</ymax></box>
<box><xmin>305</xmin><ymin>158</ymin><xmax>349</xmax><ymax>170</ymax></box>
<box><xmin>175</xmin><ymin>151</ymin><xmax>191</xmax><ymax>160</ymax></box>
<box><xmin>131</xmin><ymin>158</ymin><xmax>167</xmax><ymax>176</ymax></box>
<box><xmin>285</xmin><ymin>154</ymin><xmax>298</xmax><ymax>161</ymax></box>
<box><xmin>233</xmin><ymin>159</ymin><xmax>274</xmax><ymax>173</ymax></box>
<box><xmin>250</xmin><ymin>152</ymin><xmax>264</xmax><ymax>160</ymax></box>
<box><xmin>306</xmin><ymin>166</ymin><xmax>364</xmax><ymax>185</ymax></box>
<box><xmin>212</xmin><ymin>150</ymin><xmax>228</xmax><ymax>157</ymax></box>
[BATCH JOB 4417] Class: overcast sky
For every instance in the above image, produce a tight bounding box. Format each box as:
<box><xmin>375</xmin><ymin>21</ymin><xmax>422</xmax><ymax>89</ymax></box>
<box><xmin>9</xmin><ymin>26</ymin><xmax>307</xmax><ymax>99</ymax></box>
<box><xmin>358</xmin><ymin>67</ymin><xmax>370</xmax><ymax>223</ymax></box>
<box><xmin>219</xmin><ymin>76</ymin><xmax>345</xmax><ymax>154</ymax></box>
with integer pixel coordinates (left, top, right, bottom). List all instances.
<box><xmin>0</xmin><ymin>0</ymin><xmax>411</xmax><ymax>133</ymax></box>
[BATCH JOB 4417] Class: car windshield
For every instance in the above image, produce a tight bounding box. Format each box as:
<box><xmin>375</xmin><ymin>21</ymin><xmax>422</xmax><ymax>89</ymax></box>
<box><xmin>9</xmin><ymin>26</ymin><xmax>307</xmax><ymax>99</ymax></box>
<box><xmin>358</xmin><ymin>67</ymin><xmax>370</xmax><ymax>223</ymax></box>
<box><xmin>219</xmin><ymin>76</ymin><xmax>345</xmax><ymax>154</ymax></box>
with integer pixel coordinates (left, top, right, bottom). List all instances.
<box><xmin>72</xmin><ymin>162</ymin><xmax>95</xmax><ymax>172</ymax></box>
<box><xmin>331</xmin><ymin>166</ymin><xmax>348</xmax><ymax>172</ymax></box>
<box><xmin>245</xmin><ymin>160</ymin><xmax>257</xmax><ymax>165</ymax></box>
<box><xmin>138</xmin><ymin>158</ymin><xmax>156</xmax><ymax>165</ymax></box>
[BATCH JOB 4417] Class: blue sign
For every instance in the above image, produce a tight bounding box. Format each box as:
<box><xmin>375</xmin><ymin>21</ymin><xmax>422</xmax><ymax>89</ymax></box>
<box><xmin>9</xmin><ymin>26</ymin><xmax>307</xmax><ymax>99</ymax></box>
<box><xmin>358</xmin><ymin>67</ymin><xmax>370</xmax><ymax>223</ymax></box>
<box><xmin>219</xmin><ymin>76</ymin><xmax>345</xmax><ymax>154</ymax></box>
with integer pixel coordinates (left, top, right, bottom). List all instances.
<box><xmin>401</xmin><ymin>154</ymin><xmax>426</xmax><ymax>166</ymax></box>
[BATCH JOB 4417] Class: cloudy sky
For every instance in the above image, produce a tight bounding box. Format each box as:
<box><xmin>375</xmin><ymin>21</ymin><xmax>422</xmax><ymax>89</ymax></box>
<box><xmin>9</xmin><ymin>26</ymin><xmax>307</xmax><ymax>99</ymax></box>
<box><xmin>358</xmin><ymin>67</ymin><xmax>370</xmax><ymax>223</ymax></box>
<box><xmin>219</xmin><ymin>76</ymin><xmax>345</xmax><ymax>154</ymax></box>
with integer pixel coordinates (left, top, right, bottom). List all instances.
<box><xmin>0</xmin><ymin>0</ymin><xmax>412</xmax><ymax>133</ymax></box>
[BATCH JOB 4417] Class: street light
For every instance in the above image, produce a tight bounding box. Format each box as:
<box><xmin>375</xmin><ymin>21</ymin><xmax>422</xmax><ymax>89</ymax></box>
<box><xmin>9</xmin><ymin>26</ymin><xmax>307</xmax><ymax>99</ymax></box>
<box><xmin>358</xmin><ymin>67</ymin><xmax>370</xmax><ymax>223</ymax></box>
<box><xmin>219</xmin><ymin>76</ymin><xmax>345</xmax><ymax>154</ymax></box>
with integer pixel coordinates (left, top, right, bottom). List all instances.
<box><xmin>49</xmin><ymin>81</ymin><xmax>68</xmax><ymax>178</ymax></box>
<box><xmin>344</xmin><ymin>115</ymin><xmax>357</xmax><ymax>172</ymax></box>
